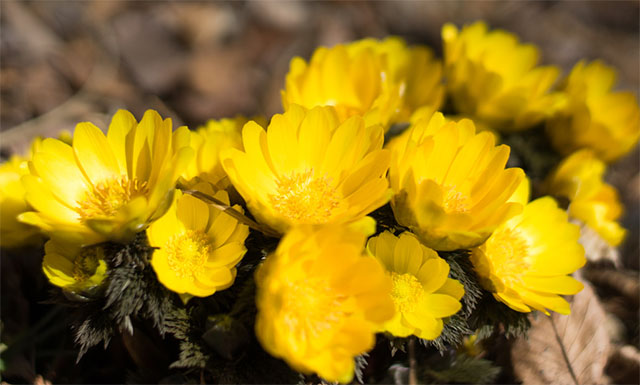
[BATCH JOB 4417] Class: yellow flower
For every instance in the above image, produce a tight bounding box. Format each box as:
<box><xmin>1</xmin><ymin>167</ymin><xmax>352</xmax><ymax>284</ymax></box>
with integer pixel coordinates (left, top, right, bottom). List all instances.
<box><xmin>389</xmin><ymin>111</ymin><xmax>524</xmax><ymax>251</ymax></box>
<box><xmin>282</xmin><ymin>37</ymin><xmax>443</xmax><ymax>129</ymax></box>
<box><xmin>42</xmin><ymin>240</ymin><xmax>108</xmax><ymax>293</ymax></box>
<box><xmin>367</xmin><ymin>231</ymin><xmax>464</xmax><ymax>340</ymax></box>
<box><xmin>19</xmin><ymin>110</ymin><xmax>194</xmax><ymax>245</ymax></box>
<box><xmin>442</xmin><ymin>21</ymin><xmax>564</xmax><ymax>131</ymax></box>
<box><xmin>222</xmin><ymin>105</ymin><xmax>391</xmax><ymax>234</ymax></box>
<box><xmin>350</xmin><ymin>37</ymin><xmax>445</xmax><ymax>122</ymax></box>
<box><xmin>147</xmin><ymin>184</ymin><xmax>249</xmax><ymax>297</ymax></box>
<box><xmin>546</xmin><ymin>60</ymin><xmax>640</xmax><ymax>162</ymax></box>
<box><xmin>182</xmin><ymin>116</ymin><xmax>264</xmax><ymax>190</ymax></box>
<box><xmin>546</xmin><ymin>149</ymin><xmax>626</xmax><ymax>246</ymax></box>
<box><xmin>0</xmin><ymin>154</ymin><xmax>40</xmax><ymax>248</ymax></box>
<box><xmin>255</xmin><ymin>225</ymin><xmax>394</xmax><ymax>383</ymax></box>
<box><xmin>471</xmin><ymin>196</ymin><xmax>586</xmax><ymax>315</ymax></box>
<box><xmin>1</xmin><ymin>134</ymin><xmax>76</xmax><ymax>248</ymax></box>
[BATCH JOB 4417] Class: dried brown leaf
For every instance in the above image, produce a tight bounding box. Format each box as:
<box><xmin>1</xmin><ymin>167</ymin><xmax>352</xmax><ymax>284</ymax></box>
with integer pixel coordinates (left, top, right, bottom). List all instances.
<box><xmin>511</xmin><ymin>280</ymin><xmax>610</xmax><ymax>385</ymax></box>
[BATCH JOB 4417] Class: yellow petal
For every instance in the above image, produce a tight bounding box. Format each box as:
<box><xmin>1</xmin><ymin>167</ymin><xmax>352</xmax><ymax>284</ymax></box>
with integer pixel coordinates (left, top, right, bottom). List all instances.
<box><xmin>31</xmin><ymin>140</ymin><xmax>90</xmax><ymax>207</ymax></box>
<box><xmin>416</xmin><ymin>258</ymin><xmax>449</xmax><ymax>294</ymax></box>
<box><xmin>73</xmin><ymin>122</ymin><xmax>121</xmax><ymax>185</ymax></box>
<box><xmin>435</xmin><ymin>278</ymin><xmax>465</xmax><ymax>300</ymax></box>
<box><xmin>107</xmin><ymin>109</ymin><xmax>138</xmax><ymax>175</ymax></box>
<box><xmin>205</xmin><ymin>242</ymin><xmax>247</xmax><ymax>268</ymax></box>
<box><xmin>420</xmin><ymin>293</ymin><xmax>462</xmax><ymax>318</ymax></box>
<box><xmin>176</xmin><ymin>194</ymin><xmax>209</xmax><ymax>232</ymax></box>
<box><xmin>522</xmin><ymin>275</ymin><xmax>584</xmax><ymax>295</ymax></box>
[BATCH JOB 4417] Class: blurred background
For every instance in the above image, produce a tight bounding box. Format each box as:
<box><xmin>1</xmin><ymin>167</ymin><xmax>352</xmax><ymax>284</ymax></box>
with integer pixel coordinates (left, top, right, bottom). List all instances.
<box><xmin>1</xmin><ymin>1</ymin><xmax>638</xmax><ymax>383</ymax></box>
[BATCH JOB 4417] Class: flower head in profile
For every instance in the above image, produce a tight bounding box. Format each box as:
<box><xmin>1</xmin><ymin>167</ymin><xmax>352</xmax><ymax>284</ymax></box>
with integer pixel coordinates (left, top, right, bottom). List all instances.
<box><xmin>1</xmin><ymin>149</ymin><xmax>39</xmax><ymax>248</ymax></box>
<box><xmin>1</xmin><ymin>134</ymin><xmax>75</xmax><ymax>248</ymax></box>
<box><xmin>19</xmin><ymin>110</ymin><xmax>194</xmax><ymax>245</ymax></box>
<box><xmin>546</xmin><ymin>149</ymin><xmax>626</xmax><ymax>246</ymax></box>
<box><xmin>222</xmin><ymin>105</ymin><xmax>391</xmax><ymax>234</ymax></box>
<box><xmin>255</xmin><ymin>225</ymin><xmax>394</xmax><ymax>383</ymax></box>
<box><xmin>182</xmin><ymin>116</ymin><xmax>264</xmax><ymax>190</ymax></box>
<box><xmin>389</xmin><ymin>111</ymin><xmax>524</xmax><ymax>251</ymax></box>
<box><xmin>147</xmin><ymin>184</ymin><xmax>249</xmax><ymax>297</ymax></box>
<box><xmin>546</xmin><ymin>60</ymin><xmax>640</xmax><ymax>162</ymax></box>
<box><xmin>367</xmin><ymin>231</ymin><xmax>463</xmax><ymax>340</ymax></box>
<box><xmin>442</xmin><ymin>21</ymin><xmax>564</xmax><ymax>131</ymax></box>
<box><xmin>471</xmin><ymin>196</ymin><xmax>586</xmax><ymax>315</ymax></box>
<box><xmin>43</xmin><ymin>240</ymin><xmax>108</xmax><ymax>294</ymax></box>
<box><xmin>348</xmin><ymin>37</ymin><xmax>445</xmax><ymax>122</ymax></box>
<box><xmin>282</xmin><ymin>37</ymin><xmax>443</xmax><ymax>129</ymax></box>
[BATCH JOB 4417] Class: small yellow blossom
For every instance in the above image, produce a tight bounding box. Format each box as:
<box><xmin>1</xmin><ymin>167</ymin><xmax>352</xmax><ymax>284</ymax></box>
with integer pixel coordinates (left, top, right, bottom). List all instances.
<box><xmin>546</xmin><ymin>149</ymin><xmax>626</xmax><ymax>246</ymax></box>
<box><xmin>282</xmin><ymin>37</ymin><xmax>443</xmax><ymax>129</ymax></box>
<box><xmin>1</xmin><ymin>134</ymin><xmax>75</xmax><ymax>248</ymax></box>
<box><xmin>255</xmin><ymin>225</ymin><xmax>394</xmax><ymax>383</ymax></box>
<box><xmin>222</xmin><ymin>105</ymin><xmax>391</xmax><ymax>234</ymax></box>
<box><xmin>442</xmin><ymin>21</ymin><xmax>564</xmax><ymax>131</ymax></box>
<box><xmin>0</xmin><ymin>154</ymin><xmax>40</xmax><ymax>248</ymax></box>
<box><xmin>147</xmin><ymin>184</ymin><xmax>249</xmax><ymax>297</ymax></box>
<box><xmin>19</xmin><ymin>110</ymin><xmax>194</xmax><ymax>245</ymax></box>
<box><xmin>182</xmin><ymin>116</ymin><xmax>264</xmax><ymax>190</ymax></box>
<box><xmin>389</xmin><ymin>111</ymin><xmax>524</xmax><ymax>251</ymax></box>
<box><xmin>367</xmin><ymin>231</ymin><xmax>463</xmax><ymax>340</ymax></box>
<box><xmin>42</xmin><ymin>240</ymin><xmax>108</xmax><ymax>293</ymax></box>
<box><xmin>546</xmin><ymin>60</ymin><xmax>640</xmax><ymax>162</ymax></box>
<box><xmin>471</xmin><ymin>196</ymin><xmax>586</xmax><ymax>315</ymax></box>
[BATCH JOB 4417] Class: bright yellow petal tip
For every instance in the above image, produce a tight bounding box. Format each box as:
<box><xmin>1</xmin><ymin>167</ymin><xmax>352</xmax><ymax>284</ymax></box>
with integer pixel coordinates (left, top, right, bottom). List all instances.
<box><xmin>255</xmin><ymin>225</ymin><xmax>394</xmax><ymax>383</ymax></box>
<box><xmin>281</xmin><ymin>37</ymin><xmax>444</xmax><ymax>129</ymax></box>
<box><xmin>442</xmin><ymin>21</ymin><xmax>564</xmax><ymax>131</ymax></box>
<box><xmin>471</xmin><ymin>196</ymin><xmax>586</xmax><ymax>315</ymax></box>
<box><xmin>20</xmin><ymin>109</ymin><xmax>194</xmax><ymax>245</ymax></box>
<box><xmin>389</xmin><ymin>111</ymin><xmax>525</xmax><ymax>251</ymax></box>
<box><xmin>546</xmin><ymin>60</ymin><xmax>640</xmax><ymax>162</ymax></box>
<box><xmin>221</xmin><ymin>105</ymin><xmax>391</xmax><ymax>234</ymax></box>
<box><xmin>367</xmin><ymin>231</ymin><xmax>463</xmax><ymax>340</ymax></box>
<box><xmin>546</xmin><ymin>149</ymin><xmax>626</xmax><ymax>246</ymax></box>
<box><xmin>147</xmin><ymin>184</ymin><xmax>249</xmax><ymax>297</ymax></box>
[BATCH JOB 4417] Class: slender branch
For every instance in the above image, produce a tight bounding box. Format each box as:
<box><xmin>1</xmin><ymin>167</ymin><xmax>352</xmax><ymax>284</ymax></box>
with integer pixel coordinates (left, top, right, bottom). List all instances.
<box><xmin>549</xmin><ymin>316</ymin><xmax>579</xmax><ymax>385</ymax></box>
<box><xmin>181</xmin><ymin>188</ymin><xmax>281</xmax><ymax>239</ymax></box>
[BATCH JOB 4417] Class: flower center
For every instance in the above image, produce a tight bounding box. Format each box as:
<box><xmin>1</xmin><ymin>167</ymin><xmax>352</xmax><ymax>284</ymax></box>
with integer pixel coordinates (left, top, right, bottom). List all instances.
<box><xmin>77</xmin><ymin>176</ymin><xmax>149</xmax><ymax>220</ymax></box>
<box><xmin>270</xmin><ymin>169</ymin><xmax>340</xmax><ymax>224</ymax></box>
<box><xmin>485</xmin><ymin>228</ymin><xmax>530</xmax><ymax>287</ymax></box>
<box><xmin>283</xmin><ymin>282</ymin><xmax>347</xmax><ymax>338</ymax></box>
<box><xmin>442</xmin><ymin>185</ymin><xmax>472</xmax><ymax>214</ymax></box>
<box><xmin>391</xmin><ymin>272</ymin><xmax>424</xmax><ymax>313</ymax></box>
<box><xmin>165</xmin><ymin>230</ymin><xmax>211</xmax><ymax>281</ymax></box>
<box><xmin>72</xmin><ymin>246</ymin><xmax>103</xmax><ymax>282</ymax></box>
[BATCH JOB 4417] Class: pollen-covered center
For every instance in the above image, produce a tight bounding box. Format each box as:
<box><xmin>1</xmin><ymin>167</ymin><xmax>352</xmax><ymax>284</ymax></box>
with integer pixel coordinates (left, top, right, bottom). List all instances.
<box><xmin>485</xmin><ymin>228</ymin><xmax>530</xmax><ymax>287</ymax></box>
<box><xmin>391</xmin><ymin>272</ymin><xmax>424</xmax><ymax>313</ymax></box>
<box><xmin>270</xmin><ymin>169</ymin><xmax>340</xmax><ymax>224</ymax></box>
<box><xmin>442</xmin><ymin>185</ymin><xmax>472</xmax><ymax>214</ymax></box>
<box><xmin>72</xmin><ymin>247</ymin><xmax>103</xmax><ymax>282</ymax></box>
<box><xmin>165</xmin><ymin>230</ymin><xmax>211</xmax><ymax>281</ymax></box>
<box><xmin>283</xmin><ymin>282</ymin><xmax>346</xmax><ymax>336</ymax></box>
<box><xmin>77</xmin><ymin>176</ymin><xmax>149</xmax><ymax>220</ymax></box>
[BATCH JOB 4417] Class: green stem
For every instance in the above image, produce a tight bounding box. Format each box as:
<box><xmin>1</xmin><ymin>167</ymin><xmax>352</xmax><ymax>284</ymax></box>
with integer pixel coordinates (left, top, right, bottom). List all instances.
<box><xmin>409</xmin><ymin>337</ymin><xmax>418</xmax><ymax>385</ymax></box>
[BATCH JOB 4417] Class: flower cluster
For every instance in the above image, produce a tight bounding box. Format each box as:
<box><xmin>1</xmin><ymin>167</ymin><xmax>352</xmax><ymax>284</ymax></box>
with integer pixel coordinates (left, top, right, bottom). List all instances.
<box><xmin>1</xmin><ymin>20</ymin><xmax>635</xmax><ymax>384</ymax></box>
